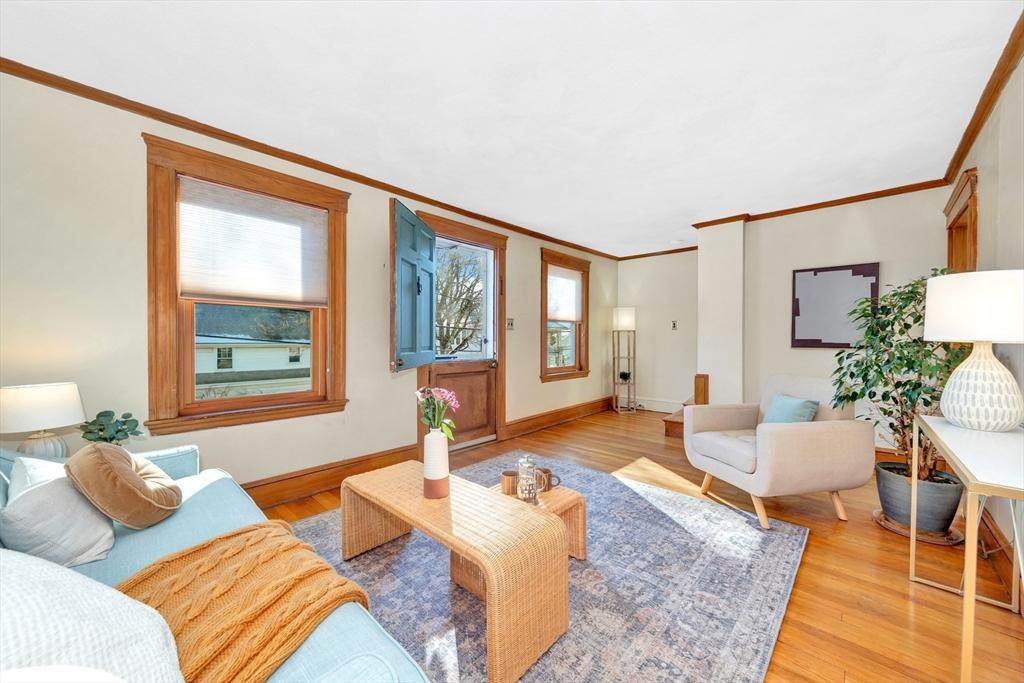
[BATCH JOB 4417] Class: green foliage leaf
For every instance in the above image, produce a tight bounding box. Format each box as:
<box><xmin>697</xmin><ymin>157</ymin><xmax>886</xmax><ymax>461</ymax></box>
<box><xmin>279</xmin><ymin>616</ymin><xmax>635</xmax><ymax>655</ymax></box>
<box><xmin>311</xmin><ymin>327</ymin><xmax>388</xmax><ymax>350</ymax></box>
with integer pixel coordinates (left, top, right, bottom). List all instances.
<box><xmin>831</xmin><ymin>267</ymin><xmax>969</xmax><ymax>479</ymax></box>
<box><xmin>79</xmin><ymin>409</ymin><xmax>144</xmax><ymax>444</ymax></box>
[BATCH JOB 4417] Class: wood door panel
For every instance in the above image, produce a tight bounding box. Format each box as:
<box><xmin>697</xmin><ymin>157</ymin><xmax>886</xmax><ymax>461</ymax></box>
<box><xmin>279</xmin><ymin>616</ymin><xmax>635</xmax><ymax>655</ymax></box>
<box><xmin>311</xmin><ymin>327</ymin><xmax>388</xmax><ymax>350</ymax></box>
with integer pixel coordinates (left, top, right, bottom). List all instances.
<box><xmin>430</xmin><ymin>360</ymin><xmax>495</xmax><ymax>443</ymax></box>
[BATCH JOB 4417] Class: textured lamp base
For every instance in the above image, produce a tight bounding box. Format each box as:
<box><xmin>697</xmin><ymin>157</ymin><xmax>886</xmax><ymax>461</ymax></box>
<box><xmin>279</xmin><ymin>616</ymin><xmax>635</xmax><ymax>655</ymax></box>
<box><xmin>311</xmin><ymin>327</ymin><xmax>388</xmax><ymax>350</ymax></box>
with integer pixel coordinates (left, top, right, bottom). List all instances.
<box><xmin>941</xmin><ymin>342</ymin><xmax>1024</xmax><ymax>432</ymax></box>
<box><xmin>17</xmin><ymin>431</ymin><xmax>69</xmax><ymax>460</ymax></box>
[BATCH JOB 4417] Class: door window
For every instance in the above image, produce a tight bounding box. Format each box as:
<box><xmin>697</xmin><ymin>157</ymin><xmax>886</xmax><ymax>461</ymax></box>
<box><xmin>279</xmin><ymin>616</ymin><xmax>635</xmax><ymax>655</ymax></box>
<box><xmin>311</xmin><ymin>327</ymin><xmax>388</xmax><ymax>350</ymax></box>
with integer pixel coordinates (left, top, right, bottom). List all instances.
<box><xmin>435</xmin><ymin>237</ymin><xmax>495</xmax><ymax>361</ymax></box>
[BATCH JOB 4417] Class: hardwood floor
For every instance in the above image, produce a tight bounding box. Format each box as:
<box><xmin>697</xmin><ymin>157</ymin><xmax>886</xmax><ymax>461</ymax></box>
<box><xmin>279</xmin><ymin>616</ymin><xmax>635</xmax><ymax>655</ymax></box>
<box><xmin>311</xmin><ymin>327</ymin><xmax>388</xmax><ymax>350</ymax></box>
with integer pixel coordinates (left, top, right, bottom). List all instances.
<box><xmin>265</xmin><ymin>410</ymin><xmax>1024</xmax><ymax>682</ymax></box>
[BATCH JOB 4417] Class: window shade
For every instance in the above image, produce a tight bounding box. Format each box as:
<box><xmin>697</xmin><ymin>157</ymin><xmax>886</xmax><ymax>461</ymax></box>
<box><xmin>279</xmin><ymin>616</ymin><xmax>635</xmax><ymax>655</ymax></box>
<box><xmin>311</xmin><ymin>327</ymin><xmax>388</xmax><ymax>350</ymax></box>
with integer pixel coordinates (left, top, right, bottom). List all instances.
<box><xmin>547</xmin><ymin>265</ymin><xmax>582</xmax><ymax>322</ymax></box>
<box><xmin>179</xmin><ymin>176</ymin><xmax>329</xmax><ymax>305</ymax></box>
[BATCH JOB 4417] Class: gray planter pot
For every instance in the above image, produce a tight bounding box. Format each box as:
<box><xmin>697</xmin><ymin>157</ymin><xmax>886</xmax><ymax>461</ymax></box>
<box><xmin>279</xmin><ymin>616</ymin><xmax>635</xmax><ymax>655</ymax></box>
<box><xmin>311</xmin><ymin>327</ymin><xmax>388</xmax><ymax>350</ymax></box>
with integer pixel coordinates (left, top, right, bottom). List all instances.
<box><xmin>875</xmin><ymin>461</ymin><xmax>964</xmax><ymax>534</ymax></box>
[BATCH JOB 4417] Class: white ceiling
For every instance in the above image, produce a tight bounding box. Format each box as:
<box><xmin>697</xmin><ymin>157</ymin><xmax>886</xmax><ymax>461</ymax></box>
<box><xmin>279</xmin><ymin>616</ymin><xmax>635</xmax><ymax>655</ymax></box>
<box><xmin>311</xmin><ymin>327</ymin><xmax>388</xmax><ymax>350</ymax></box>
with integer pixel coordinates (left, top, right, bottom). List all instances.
<box><xmin>1</xmin><ymin>1</ymin><xmax>1020</xmax><ymax>256</ymax></box>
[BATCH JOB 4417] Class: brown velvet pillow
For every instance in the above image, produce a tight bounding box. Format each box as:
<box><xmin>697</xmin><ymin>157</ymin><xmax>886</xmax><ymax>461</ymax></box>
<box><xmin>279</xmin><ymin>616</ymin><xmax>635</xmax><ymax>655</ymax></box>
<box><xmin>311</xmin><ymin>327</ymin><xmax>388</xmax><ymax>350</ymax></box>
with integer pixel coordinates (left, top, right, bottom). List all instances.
<box><xmin>66</xmin><ymin>443</ymin><xmax>182</xmax><ymax>530</ymax></box>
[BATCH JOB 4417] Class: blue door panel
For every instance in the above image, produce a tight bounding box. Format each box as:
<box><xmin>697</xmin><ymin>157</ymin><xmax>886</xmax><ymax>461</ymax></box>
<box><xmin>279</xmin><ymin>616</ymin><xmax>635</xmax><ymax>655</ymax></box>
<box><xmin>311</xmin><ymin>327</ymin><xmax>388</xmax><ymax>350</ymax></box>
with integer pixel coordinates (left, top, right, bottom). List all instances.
<box><xmin>393</xmin><ymin>199</ymin><xmax>435</xmax><ymax>370</ymax></box>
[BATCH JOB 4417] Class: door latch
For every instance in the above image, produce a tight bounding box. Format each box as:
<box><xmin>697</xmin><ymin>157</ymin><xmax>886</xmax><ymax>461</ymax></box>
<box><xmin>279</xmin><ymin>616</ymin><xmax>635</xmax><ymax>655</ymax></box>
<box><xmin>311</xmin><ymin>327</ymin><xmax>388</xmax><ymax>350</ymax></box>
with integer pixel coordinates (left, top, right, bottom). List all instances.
<box><xmin>416</xmin><ymin>275</ymin><xmax>422</xmax><ymax>295</ymax></box>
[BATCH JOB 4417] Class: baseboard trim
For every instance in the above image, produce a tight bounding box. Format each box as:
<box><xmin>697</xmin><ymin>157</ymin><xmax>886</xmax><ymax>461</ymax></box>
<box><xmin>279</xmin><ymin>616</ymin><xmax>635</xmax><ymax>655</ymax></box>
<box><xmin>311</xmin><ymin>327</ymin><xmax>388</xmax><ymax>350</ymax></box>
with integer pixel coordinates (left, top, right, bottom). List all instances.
<box><xmin>245</xmin><ymin>395</ymin><xmax>614</xmax><ymax>507</ymax></box>
<box><xmin>503</xmin><ymin>396</ymin><xmax>613</xmax><ymax>439</ymax></box>
<box><xmin>635</xmin><ymin>397</ymin><xmax>683</xmax><ymax>413</ymax></box>
<box><xmin>243</xmin><ymin>443</ymin><xmax>419</xmax><ymax>508</ymax></box>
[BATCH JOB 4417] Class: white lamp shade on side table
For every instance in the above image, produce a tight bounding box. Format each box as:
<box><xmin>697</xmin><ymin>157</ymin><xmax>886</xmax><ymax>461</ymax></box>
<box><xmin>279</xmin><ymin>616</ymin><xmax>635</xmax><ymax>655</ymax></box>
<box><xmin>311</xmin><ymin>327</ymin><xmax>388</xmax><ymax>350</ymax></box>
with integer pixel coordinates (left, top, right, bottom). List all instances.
<box><xmin>925</xmin><ymin>270</ymin><xmax>1024</xmax><ymax>432</ymax></box>
<box><xmin>0</xmin><ymin>383</ymin><xmax>87</xmax><ymax>459</ymax></box>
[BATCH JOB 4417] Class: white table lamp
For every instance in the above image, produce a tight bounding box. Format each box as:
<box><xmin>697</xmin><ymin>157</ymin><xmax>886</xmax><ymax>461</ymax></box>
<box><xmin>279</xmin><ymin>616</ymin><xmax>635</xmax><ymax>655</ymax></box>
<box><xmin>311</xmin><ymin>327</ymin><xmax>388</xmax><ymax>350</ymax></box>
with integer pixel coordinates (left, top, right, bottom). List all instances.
<box><xmin>0</xmin><ymin>382</ymin><xmax>86</xmax><ymax>458</ymax></box>
<box><xmin>924</xmin><ymin>270</ymin><xmax>1024</xmax><ymax>432</ymax></box>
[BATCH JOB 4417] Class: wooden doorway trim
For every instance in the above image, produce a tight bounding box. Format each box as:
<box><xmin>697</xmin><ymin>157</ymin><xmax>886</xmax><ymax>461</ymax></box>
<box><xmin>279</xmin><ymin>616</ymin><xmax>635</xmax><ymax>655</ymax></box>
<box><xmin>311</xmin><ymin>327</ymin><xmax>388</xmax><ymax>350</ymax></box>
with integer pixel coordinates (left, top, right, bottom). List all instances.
<box><xmin>944</xmin><ymin>167</ymin><xmax>978</xmax><ymax>272</ymax></box>
<box><xmin>415</xmin><ymin>212</ymin><xmax>509</xmax><ymax>446</ymax></box>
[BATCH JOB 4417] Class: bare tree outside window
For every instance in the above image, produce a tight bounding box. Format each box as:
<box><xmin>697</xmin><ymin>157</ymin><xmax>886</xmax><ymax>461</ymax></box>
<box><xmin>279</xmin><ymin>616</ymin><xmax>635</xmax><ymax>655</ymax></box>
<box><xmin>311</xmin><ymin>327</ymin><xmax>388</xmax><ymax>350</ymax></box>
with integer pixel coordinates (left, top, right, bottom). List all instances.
<box><xmin>435</xmin><ymin>244</ymin><xmax>485</xmax><ymax>355</ymax></box>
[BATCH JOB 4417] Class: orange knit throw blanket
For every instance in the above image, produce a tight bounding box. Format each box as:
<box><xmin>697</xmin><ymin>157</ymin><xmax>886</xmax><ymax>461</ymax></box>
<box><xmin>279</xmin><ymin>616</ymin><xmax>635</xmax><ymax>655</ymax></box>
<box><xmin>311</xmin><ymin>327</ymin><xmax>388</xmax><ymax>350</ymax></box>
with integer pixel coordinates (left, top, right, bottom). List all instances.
<box><xmin>118</xmin><ymin>520</ymin><xmax>368</xmax><ymax>683</ymax></box>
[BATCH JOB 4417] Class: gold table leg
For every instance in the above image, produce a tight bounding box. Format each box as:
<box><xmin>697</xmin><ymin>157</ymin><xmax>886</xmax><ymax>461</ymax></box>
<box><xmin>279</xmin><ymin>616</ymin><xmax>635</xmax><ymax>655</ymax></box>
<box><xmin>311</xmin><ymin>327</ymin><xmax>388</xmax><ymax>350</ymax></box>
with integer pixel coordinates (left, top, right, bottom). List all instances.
<box><xmin>961</xmin><ymin>491</ymin><xmax>979</xmax><ymax>683</ymax></box>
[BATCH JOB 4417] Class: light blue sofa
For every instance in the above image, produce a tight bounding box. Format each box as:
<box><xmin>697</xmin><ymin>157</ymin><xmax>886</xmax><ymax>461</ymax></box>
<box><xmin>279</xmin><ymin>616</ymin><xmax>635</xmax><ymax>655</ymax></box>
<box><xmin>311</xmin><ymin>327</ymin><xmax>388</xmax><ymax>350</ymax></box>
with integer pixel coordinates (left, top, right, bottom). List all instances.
<box><xmin>0</xmin><ymin>446</ymin><xmax>427</xmax><ymax>683</ymax></box>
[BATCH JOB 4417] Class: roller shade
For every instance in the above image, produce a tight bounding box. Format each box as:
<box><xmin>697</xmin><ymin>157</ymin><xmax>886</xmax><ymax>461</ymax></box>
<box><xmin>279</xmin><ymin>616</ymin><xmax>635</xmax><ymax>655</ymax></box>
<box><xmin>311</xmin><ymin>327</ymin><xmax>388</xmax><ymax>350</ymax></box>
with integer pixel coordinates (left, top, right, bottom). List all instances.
<box><xmin>547</xmin><ymin>265</ymin><xmax>582</xmax><ymax>322</ymax></box>
<box><xmin>179</xmin><ymin>175</ymin><xmax>329</xmax><ymax>305</ymax></box>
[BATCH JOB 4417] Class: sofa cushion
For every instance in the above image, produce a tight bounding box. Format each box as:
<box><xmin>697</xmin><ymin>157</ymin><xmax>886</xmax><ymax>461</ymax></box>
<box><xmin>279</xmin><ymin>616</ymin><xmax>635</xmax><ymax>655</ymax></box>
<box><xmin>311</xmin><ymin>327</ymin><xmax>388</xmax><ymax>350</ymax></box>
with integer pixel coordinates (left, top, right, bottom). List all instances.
<box><xmin>762</xmin><ymin>393</ymin><xmax>819</xmax><ymax>423</ymax></box>
<box><xmin>129</xmin><ymin>445</ymin><xmax>200</xmax><ymax>481</ymax></box>
<box><xmin>0</xmin><ymin>458</ymin><xmax>114</xmax><ymax>566</ymax></box>
<box><xmin>270</xmin><ymin>602</ymin><xmax>428</xmax><ymax>683</ymax></box>
<box><xmin>66</xmin><ymin>443</ymin><xmax>182</xmax><ymax>529</ymax></box>
<box><xmin>691</xmin><ymin>429</ymin><xmax>757</xmax><ymax>474</ymax></box>
<box><xmin>73</xmin><ymin>469</ymin><xmax>264</xmax><ymax>586</ymax></box>
<box><xmin>0</xmin><ymin>549</ymin><xmax>183</xmax><ymax>682</ymax></box>
<box><xmin>71</xmin><ymin>467</ymin><xmax>429</xmax><ymax>682</ymax></box>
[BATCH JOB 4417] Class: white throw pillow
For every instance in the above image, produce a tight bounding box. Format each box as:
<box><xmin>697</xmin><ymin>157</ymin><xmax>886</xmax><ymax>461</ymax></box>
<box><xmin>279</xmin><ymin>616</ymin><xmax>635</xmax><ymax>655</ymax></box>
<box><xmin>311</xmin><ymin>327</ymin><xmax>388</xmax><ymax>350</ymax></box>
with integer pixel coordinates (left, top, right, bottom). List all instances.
<box><xmin>0</xmin><ymin>458</ymin><xmax>113</xmax><ymax>566</ymax></box>
<box><xmin>0</xmin><ymin>549</ymin><xmax>183</xmax><ymax>682</ymax></box>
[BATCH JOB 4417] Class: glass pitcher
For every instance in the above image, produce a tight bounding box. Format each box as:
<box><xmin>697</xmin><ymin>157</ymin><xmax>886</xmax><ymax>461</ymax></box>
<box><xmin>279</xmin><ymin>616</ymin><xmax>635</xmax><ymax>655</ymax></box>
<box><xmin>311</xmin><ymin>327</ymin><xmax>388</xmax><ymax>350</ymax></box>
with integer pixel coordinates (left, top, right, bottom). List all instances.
<box><xmin>516</xmin><ymin>454</ymin><xmax>538</xmax><ymax>504</ymax></box>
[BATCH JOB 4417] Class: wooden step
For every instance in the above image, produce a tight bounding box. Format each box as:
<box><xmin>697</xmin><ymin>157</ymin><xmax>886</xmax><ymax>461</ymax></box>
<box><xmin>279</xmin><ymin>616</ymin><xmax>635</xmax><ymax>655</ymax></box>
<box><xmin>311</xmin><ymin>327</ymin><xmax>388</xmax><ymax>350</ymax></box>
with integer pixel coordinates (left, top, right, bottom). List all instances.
<box><xmin>663</xmin><ymin>408</ymin><xmax>684</xmax><ymax>438</ymax></box>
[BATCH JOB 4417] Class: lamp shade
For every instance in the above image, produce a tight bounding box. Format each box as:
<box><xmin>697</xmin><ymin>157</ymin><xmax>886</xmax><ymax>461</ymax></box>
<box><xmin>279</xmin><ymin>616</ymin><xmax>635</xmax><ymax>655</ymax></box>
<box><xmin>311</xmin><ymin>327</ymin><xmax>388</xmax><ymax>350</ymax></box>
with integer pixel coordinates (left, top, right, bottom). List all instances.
<box><xmin>924</xmin><ymin>270</ymin><xmax>1024</xmax><ymax>343</ymax></box>
<box><xmin>0</xmin><ymin>382</ymin><xmax>86</xmax><ymax>434</ymax></box>
<box><xmin>613</xmin><ymin>307</ymin><xmax>636</xmax><ymax>331</ymax></box>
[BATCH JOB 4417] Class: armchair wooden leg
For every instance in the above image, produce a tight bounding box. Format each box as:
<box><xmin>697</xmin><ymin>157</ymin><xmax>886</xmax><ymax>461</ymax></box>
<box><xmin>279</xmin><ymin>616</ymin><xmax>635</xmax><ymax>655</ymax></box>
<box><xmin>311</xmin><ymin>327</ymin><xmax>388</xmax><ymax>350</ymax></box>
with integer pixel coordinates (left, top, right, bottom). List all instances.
<box><xmin>700</xmin><ymin>474</ymin><xmax>713</xmax><ymax>495</ymax></box>
<box><xmin>830</xmin><ymin>491</ymin><xmax>848</xmax><ymax>521</ymax></box>
<box><xmin>750</xmin><ymin>495</ymin><xmax>770</xmax><ymax>529</ymax></box>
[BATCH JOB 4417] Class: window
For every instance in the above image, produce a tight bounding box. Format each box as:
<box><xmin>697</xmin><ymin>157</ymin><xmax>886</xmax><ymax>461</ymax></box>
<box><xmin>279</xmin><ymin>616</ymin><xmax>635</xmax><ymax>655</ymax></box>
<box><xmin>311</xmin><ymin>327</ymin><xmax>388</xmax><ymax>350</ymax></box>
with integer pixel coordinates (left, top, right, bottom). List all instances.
<box><xmin>435</xmin><ymin>237</ymin><xmax>495</xmax><ymax>361</ymax></box>
<box><xmin>216</xmin><ymin>347</ymin><xmax>233</xmax><ymax>369</ymax></box>
<box><xmin>540</xmin><ymin>248</ymin><xmax>589</xmax><ymax>381</ymax></box>
<box><xmin>145</xmin><ymin>135</ymin><xmax>348</xmax><ymax>435</ymax></box>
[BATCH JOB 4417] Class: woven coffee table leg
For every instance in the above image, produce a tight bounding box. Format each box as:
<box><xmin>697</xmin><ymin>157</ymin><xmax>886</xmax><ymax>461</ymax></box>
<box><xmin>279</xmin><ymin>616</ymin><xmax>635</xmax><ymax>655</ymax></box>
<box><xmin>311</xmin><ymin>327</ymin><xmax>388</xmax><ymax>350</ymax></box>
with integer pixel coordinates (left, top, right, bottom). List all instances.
<box><xmin>341</xmin><ymin>484</ymin><xmax>411</xmax><ymax>561</ymax></box>
<box><xmin>562</xmin><ymin>498</ymin><xmax>588</xmax><ymax>560</ymax></box>
<box><xmin>449</xmin><ymin>551</ymin><xmax>486</xmax><ymax>599</ymax></box>
<box><xmin>482</xmin><ymin>517</ymin><xmax>569</xmax><ymax>683</ymax></box>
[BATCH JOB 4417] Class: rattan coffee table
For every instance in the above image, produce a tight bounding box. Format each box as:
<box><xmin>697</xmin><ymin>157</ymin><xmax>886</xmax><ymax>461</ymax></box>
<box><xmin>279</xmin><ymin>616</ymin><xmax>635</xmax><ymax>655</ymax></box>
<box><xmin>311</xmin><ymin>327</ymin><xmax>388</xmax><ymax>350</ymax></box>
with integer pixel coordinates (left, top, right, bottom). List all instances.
<box><xmin>490</xmin><ymin>485</ymin><xmax>588</xmax><ymax>560</ymax></box>
<box><xmin>341</xmin><ymin>460</ymin><xmax>569</xmax><ymax>683</ymax></box>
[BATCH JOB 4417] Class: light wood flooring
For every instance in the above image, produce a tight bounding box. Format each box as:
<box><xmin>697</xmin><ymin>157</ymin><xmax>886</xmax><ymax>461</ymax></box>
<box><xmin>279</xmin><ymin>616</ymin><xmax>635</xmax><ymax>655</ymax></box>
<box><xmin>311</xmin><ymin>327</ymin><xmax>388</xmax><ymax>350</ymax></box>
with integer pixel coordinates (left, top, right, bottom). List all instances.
<box><xmin>265</xmin><ymin>410</ymin><xmax>1024</xmax><ymax>682</ymax></box>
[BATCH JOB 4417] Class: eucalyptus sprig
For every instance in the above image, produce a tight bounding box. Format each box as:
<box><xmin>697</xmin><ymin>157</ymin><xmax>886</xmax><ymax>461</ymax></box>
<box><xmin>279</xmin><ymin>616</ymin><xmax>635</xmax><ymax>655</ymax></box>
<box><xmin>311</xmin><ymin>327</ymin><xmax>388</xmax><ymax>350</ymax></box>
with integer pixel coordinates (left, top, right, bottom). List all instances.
<box><xmin>79</xmin><ymin>410</ymin><xmax>143</xmax><ymax>445</ymax></box>
<box><xmin>831</xmin><ymin>268</ymin><xmax>969</xmax><ymax>480</ymax></box>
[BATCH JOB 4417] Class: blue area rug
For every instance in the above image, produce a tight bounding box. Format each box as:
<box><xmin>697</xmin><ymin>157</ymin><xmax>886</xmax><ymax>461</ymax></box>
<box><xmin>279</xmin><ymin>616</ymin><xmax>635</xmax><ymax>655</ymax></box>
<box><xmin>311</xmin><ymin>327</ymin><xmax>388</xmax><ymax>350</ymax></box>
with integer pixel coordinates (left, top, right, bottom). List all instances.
<box><xmin>293</xmin><ymin>452</ymin><xmax>807</xmax><ymax>682</ymax></box>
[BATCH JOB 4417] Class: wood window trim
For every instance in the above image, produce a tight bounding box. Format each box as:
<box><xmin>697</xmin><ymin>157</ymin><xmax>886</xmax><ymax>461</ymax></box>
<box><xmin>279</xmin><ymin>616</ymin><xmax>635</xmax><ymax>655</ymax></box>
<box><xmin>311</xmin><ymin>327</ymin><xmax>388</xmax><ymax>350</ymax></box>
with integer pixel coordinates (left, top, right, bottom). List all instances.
<box><xmin>540</xmin><ymin>247</ymin><xmax>590</xmax><ymax>383</ymax></box>
<box><xmin>944</xmin><ymin>167</ymin><xmax>978</xmax><ymax>273</ymax></box>
<box><xmin>144</xmin><ymin>134</ymin><xmax>348</xmax><ymax>435</ymax></box>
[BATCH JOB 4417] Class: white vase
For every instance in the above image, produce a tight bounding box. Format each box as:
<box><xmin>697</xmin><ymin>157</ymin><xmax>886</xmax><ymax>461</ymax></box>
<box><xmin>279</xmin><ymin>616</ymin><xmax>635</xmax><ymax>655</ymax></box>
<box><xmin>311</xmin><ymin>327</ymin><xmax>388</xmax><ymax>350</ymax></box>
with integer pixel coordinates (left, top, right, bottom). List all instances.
<box><xmin>423</xmin><ymin>428</ymin><xmax>450</xmax><ymax>498</ymax></box>
<box><xmin>941</xmin><ymin>341</ymin><xmax>1024</xmax><ymax>432</ymax></box>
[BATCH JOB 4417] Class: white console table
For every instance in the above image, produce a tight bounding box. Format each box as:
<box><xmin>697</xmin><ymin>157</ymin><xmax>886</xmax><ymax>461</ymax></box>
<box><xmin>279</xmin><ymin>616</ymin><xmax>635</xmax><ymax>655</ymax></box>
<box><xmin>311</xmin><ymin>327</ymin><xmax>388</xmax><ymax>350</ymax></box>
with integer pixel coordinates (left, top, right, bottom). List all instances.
<box><xmin>909</xmin><ymin>414</ymin><xmax>1023</xmax><ymax>683</ymax></box>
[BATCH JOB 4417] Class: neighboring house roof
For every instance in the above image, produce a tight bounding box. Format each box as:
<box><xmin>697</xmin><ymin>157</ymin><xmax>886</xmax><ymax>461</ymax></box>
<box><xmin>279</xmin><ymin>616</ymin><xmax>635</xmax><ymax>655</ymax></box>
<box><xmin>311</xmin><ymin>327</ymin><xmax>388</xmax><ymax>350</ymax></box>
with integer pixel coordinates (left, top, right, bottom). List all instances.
<box><xmin>195</xmin><ymin>335</ymin><xmax>311</xmax><ymax>346</ymax></box>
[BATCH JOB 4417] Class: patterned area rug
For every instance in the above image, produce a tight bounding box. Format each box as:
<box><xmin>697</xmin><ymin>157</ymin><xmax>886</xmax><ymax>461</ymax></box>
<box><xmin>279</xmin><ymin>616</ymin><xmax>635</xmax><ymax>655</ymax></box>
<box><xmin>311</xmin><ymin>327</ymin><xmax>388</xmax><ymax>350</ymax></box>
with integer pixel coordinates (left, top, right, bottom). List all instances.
<box><xmin>293</xmin><ymin>453</ymin><xmax>807</xmax><ymax>682</ymax></box>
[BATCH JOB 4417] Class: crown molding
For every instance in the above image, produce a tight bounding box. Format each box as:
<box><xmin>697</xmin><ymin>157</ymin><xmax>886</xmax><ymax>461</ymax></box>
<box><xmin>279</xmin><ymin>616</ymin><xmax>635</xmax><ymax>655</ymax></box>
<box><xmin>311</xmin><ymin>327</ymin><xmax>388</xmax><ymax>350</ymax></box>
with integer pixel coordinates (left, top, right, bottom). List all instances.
<box><xmin>944</xmin><ymin>11</ymin><xmax>1024</xmax><ymax>182</ymax></box>
<box><xmin>0</xmin><ymin>56</ymin><xmax>617</xmax><ymax>262</ymax></box>
<box><xmin>618</xmin><ymin>245</ymin><xmax>698</xmax><ymax>260</ymax></box>
<box><xmin>692</xmin><ymin>214</ymin><xmax>751</xmax><ymax>229</ymax></box>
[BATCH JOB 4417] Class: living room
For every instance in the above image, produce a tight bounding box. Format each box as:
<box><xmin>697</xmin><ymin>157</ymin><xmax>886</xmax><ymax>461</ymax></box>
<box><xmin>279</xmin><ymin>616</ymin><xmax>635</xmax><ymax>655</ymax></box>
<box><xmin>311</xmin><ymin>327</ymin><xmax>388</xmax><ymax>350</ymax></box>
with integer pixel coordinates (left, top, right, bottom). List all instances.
<box><xmin>0</xmin><ymin>2</ymin><xmax>1022</xmax><ymax>682</ymax></box>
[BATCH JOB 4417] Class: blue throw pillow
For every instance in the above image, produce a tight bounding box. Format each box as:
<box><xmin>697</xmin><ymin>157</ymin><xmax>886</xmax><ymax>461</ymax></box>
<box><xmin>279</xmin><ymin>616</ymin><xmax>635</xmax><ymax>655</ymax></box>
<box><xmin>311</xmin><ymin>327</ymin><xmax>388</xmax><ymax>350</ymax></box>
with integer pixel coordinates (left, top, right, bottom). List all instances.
<box><xmin>763</xmin><ymin>393</ymin><xmax>819</xmax><ymax>423</ymax></box>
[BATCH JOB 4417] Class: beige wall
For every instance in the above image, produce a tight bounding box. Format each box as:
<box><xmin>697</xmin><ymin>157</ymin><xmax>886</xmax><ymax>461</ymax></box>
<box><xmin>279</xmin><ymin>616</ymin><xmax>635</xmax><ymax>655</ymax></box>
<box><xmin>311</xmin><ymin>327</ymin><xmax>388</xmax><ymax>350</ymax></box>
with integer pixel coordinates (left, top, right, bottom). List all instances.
<box><xmin>0</xmin><ymin>74</ymin><xmax>615</xmax><ymax>483</ymax></box>
<box><xmin>960</xmin><ymin>58</ymin><xmax>1024</xmax><ymax>387</ymax></box>
<box><xmin>616</xmin><ymin>252</ymin><xmax>698</xmax><ymax>411</ymax></box>
<box><xmin>743</xmin><ymin>187</ymin><xmax>949</xmax><ymax>401</ymax></box>
<box><xmin>957</xmin><ymin>57</ymin><xmax>1024</xmax><ymax>540</ymax></box>
<box><xmin>697</xmin><ymin>220</ymin><xmax>745</xmax><ymax>403</ymax></box>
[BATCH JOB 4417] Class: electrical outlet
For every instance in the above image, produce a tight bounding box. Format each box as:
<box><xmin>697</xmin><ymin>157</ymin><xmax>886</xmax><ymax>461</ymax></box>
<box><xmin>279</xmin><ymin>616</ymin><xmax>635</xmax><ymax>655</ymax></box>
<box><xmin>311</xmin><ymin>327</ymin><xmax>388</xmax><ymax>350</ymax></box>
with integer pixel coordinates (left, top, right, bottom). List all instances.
<box><xmin>671</xmin><ymin>320</ymin><xmax>678</xmax><ymax>331</ymax></box>
<box><xmin>506</xmin><ymin>318</ymin><xmax>515</xmax><ymax>331</ymax></box>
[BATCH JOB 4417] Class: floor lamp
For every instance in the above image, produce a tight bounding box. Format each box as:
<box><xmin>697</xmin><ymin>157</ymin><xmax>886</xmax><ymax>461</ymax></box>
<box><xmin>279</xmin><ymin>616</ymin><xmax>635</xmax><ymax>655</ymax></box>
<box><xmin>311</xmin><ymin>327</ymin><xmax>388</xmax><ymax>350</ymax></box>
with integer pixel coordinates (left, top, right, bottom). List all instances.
<box><xmin>613</xmin><ymin>307</ymin><xmax>636</xmax><ymax>413</ymax></box>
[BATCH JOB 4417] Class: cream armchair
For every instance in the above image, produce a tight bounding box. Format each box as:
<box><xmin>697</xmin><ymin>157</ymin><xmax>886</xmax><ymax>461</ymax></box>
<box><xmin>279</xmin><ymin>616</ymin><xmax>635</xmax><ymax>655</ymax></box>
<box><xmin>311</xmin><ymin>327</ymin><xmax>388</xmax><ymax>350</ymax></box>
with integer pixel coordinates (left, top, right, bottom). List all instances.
<box><xmin>683</xmin><ymin>375</ymin><xmax>874</xmax><ymax>529</ymax></box>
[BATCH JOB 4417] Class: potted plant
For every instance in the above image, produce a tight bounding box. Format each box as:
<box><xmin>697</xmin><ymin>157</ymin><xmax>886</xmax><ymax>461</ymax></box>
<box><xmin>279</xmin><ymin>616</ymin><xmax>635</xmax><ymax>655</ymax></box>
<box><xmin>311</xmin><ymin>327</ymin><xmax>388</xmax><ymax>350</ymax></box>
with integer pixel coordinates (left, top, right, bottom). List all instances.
<box><xmin>618</xmin><ymin>370</ymin><xmax>632</xmax><ymax>384</ymax></box>
<box><xmin>79</xmin><ymin>410</ymin><xmax>143</xmax><ymax>445</ymax></box>
<box><xmin>832</xmin><ymin>268</ymin><xmax>970</xmax><ymax>540</ymax></box>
